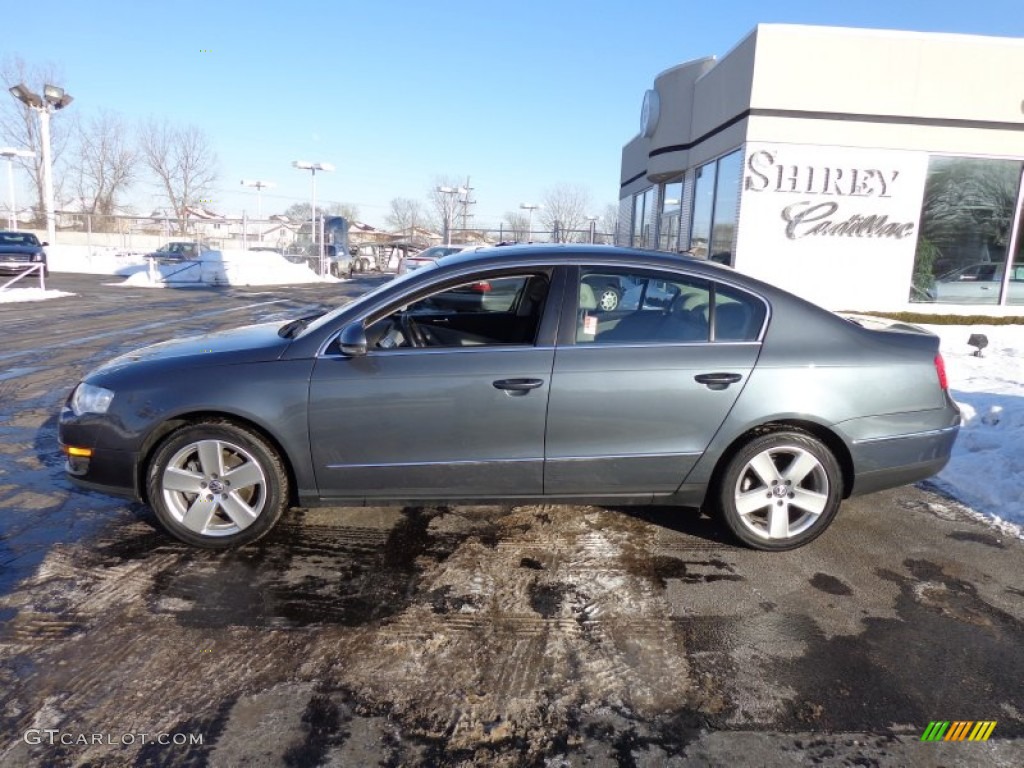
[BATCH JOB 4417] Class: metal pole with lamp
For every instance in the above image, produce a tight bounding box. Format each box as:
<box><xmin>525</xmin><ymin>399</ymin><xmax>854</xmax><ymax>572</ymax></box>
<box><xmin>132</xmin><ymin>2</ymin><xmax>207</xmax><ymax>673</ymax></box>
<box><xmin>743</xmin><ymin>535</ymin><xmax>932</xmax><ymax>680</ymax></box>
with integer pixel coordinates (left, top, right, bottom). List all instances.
<box><xmin>0</xmin><ymin>147</ymin><xmax>35</xmax><ymax>229</ymax></box>
<box><xmin>8</xmin><ymin>84</ymin><xmax>73</xmax><ymax>245</ymax></box>
<box><xmin>241</xmin><ymin>179</ymin><xmax>275</xmax><ymax>243</ymax></box>
<box><xmin>519</xmin><ymin>203</ymin><xmax>539</xmax><ymax>242</ymax></box>
<box><xmin>292</xmin><ymin>162</ymin><xmax>333</xmax><ymax>275</ymax></box>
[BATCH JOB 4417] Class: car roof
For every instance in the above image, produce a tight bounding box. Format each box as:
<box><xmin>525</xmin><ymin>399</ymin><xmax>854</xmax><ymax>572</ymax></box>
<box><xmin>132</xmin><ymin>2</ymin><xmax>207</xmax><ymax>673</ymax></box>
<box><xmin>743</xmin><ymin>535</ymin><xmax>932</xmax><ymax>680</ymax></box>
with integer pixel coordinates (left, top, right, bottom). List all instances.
<box><xmin>435</xmin><ymin>243</ymin><xmax>726</xmax><ymax>276</ymax></box>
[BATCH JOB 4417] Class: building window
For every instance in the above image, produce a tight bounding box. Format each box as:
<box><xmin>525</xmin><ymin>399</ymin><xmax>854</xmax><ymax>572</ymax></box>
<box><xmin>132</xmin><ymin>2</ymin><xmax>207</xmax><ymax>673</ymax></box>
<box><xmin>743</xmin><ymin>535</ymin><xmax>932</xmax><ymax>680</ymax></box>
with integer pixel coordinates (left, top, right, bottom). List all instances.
<box><xmin>658</xmin><ymin>180</ymin><xmax>683</xmax><ymax>252</ymax></box>
<box><xmin>631</xmin><ymin>187</ymin><xmax>656</xmax><ymax>248</ymax></box>
<box><xmin>632</xmin><ymin>192</ymin><xmax>645</xmax><ymax>247</ymax></box>
<box><xmin>685</xmin><ymin>149</ymin><xmax>742</xmax><ymax>265</ymax></box>
<box><xmin>689</xmin><ymin>162</ymin><xmax>716</xmax><ymax>258</ymax></box>
<box><xmin>911</xmin><ymin>157</ymin><xmax>1024</xmax><ymax>305</ymax></box>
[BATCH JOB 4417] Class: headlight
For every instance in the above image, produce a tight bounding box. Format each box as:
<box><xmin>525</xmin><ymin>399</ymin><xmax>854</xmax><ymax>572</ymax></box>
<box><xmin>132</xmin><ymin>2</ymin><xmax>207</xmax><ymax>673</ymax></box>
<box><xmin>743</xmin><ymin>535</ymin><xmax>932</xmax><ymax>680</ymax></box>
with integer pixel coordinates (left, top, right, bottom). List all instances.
<box><xmin>71</xmin><ymin>383</ymin><xmax>115</xmax><ymax>416</ymax></box>
<box><xmin>32</xmin><ymin>252</ymin><xmax>44</xmax><ymax>262</ymax></box>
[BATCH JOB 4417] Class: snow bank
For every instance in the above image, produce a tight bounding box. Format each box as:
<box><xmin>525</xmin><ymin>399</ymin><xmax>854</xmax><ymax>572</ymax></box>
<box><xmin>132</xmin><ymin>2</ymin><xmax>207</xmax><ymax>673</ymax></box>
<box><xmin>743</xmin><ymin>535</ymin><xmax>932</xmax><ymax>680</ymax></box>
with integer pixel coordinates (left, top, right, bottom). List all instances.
<box><xmin>924</xmin><ymin>324</ymin><xmax>1024</xmax><ymax>532</ymax></box>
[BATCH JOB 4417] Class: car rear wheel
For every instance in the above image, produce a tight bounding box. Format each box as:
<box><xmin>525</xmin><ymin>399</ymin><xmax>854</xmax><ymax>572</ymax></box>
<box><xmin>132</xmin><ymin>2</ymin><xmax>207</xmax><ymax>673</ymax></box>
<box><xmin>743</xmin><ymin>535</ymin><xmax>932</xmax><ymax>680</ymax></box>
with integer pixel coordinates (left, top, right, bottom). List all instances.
<box><xmin>716</xmin><ymin>431</ymin><xmax>841</xmax><ymax>551</ymax></box>
<box><xmin>146</xmin><ymin>421</ymin><xmax>289</xmax><ymax>549</ymax></box>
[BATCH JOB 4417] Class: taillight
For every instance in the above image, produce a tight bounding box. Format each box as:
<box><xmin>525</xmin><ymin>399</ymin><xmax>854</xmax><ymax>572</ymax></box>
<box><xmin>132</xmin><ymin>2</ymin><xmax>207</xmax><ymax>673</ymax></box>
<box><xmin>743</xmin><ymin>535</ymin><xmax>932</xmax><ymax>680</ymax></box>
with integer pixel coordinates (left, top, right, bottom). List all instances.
<box><xmin>469</xmin><ymin>281</ymin><xmax>492</xmax><ymax>293</ymax></box>
<box><xmin>934</xmin><ymin>353</ymin><xmax>948</xmax><ymax>390</ymax></box>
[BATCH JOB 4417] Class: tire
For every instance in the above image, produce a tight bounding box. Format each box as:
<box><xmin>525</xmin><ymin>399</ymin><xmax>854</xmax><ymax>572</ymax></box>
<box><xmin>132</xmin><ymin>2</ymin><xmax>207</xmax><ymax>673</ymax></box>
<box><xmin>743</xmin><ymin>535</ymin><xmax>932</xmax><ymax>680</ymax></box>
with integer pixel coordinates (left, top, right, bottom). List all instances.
<box><xmin>145</xmin><ymin>421</ymin><xmax>289</xmax><ymax>549</ymax></box>
<box><xmin>329</xmin><ymin>261</ymin><xmax>341</xmax><ymax>278</ymax></box>
<box><xmin>715</xmin><ymin>431</ymin><xmax>842</xmax><ymax>551</ymax></box>
<box><xmin>598</xmin><ymin>287</ymin><xmax>620</xmax><ymax>312</ymax></box>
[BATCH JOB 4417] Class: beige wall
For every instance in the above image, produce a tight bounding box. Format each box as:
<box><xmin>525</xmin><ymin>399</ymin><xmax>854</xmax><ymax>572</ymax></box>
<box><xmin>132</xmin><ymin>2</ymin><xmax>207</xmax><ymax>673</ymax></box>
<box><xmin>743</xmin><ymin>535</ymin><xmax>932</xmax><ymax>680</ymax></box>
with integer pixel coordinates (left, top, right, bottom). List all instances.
<box><xmin>750</xmin><ymin>25</ymin><xmax>1024</xmax><ymax>124</ymax></box>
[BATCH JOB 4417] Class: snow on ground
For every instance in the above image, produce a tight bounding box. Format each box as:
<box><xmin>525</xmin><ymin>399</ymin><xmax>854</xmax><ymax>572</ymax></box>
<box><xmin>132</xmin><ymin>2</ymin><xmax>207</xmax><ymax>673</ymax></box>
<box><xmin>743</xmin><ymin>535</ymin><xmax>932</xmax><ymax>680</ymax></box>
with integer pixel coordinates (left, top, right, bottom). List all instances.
<box><xmin>46</xmin><ymin>244</ymin><xmax>149</xmax><ymax>275</ymax></box>
<box><xmin>116</xmin><ymin>248</ymin><xmax>340</xmax><ymax>287</ymax></box>
<box><xmin>922</xmin><ymin>323</ymin><xmax>1024</xmax><ymax>533</ymax></box>
<box><xmin>0</xmin><ymin>286</ymin><xmax>76</xmax><ymax>303</ymax></box>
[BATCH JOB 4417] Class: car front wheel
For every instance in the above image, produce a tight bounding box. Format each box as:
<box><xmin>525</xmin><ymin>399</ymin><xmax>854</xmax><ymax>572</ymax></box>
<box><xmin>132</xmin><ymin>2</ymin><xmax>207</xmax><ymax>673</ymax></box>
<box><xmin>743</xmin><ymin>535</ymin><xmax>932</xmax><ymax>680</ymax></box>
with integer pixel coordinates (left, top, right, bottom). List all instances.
<box><xmin>146</xmin><ymin>421</ymin><xmax>289</xmax><ymax>548</ymax></box>
<box><xmin>715</xmin><ymin>431</ymin><xmax>842</xmax><ymax>551</ymax></box>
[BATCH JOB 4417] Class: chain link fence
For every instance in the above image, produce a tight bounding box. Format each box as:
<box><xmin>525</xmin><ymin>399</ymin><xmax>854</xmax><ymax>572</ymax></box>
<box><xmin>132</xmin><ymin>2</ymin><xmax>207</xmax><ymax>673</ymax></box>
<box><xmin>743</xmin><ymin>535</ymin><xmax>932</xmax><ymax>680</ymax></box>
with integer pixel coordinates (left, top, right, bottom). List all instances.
<box><xmin>17</xmin><ymin>213</ymin><xmax>618</xmax><ymax>255</ymax></box>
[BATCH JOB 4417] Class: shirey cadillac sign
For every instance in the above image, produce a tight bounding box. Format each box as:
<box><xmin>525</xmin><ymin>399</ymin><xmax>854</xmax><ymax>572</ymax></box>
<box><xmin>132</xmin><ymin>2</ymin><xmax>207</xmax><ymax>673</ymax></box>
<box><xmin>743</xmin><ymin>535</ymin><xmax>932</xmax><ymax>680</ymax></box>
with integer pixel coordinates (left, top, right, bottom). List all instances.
<box><xmin>735</xmin><ymin>142</ymin><xmax>928</xmax><ymax>309</ymax></box>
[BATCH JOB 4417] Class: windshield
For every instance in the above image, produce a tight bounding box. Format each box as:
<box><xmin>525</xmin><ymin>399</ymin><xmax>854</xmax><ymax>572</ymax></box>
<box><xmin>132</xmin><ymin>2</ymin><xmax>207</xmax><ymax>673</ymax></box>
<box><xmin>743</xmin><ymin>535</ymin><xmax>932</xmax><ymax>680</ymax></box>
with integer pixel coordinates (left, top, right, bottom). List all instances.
<box><xmin>297</xmin><ymin>262</ymin><xmax>438</xmax><ymax>337</ymax></box>
<box><xmin>0</xmin><ymin>232</ymin><xmax>40</xmax><ymax>246</ymax></box>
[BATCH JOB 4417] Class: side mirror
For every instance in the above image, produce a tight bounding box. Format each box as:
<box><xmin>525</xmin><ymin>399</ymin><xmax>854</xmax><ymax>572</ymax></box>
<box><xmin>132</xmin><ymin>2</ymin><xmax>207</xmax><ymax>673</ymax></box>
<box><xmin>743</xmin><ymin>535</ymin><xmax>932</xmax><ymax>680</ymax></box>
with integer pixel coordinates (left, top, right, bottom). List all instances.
<box><xmin>41</xmin><ymin>241</ymin><xmax>49</xmax><ymax>247</ymax></box>
<box><xmin>338</xmin><ymin>323</ymin><xmax>368</xmax><ymax>357</ymax></box>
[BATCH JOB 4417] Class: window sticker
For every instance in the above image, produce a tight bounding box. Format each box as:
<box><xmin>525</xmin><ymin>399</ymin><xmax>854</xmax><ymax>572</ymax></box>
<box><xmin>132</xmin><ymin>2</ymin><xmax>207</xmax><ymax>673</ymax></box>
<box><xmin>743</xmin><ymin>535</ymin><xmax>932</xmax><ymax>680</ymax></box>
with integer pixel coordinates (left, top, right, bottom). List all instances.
<box><xmin>583</xmin><ymin>314</ymin><xmax>598</xmax><ymax>336</ymax></box>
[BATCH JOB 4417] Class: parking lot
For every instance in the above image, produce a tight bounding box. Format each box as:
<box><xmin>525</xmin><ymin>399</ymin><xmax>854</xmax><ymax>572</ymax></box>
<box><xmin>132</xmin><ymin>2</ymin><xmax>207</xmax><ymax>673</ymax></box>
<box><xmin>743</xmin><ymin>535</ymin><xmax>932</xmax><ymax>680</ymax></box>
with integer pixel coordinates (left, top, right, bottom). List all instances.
<box><xmin>1</xmin><ymin>274</ymin><xmax>1023</xmax><ymax>767</ymax></box>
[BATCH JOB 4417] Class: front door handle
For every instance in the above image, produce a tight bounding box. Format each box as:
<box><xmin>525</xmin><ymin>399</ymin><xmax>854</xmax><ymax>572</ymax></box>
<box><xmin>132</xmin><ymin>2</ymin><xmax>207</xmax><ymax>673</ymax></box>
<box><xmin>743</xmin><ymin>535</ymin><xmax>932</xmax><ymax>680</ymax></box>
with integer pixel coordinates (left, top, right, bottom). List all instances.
<box><xmin>493</xmin><ymin>378</ymin><xmax>545</xmax><ymax>395</ymax></box>
<box><xmin>694</xmin><ymin>372</ymin><xmax>743</xmax><ymax>391</ymax></box>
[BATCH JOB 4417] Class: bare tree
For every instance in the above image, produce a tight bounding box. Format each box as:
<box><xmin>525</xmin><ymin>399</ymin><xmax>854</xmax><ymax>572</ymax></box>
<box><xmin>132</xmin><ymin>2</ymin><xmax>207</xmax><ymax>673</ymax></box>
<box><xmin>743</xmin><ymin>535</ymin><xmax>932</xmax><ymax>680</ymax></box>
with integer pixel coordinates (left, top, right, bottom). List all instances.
<box><xmin>601</xmin><ymin>203</ymin><xmax>620</xmax><ymax>244</ymax></box>
<box><xmin>540</xmin><ymin>183</ymin><xmax>591</xmax><ymax>243</ymax></box>
<box><xmin>138</xmin><ymin>118</ymin><xmax>218</xmax><ymax>234</ymax></box>
<box><xmin>325</xmin><ymin>201</ymin><xmax>360</xmax><ymax>222</ymax></box>
<box><xmin>385</xmin><ymin>197</ymin><xmax>423</xmax><ymax>235</ymax></box>
<box><xmin>0</xmin><ymin>56</ymin><xmax>74</xmax><ymax>225</ymax></box>
<box><xmin>67</xmin><ymin>109</ymin><xmax>137</xmax><ymax>228</ymax></box>
<box><xmin>502</xmin><ymin>211</ymin><xmax>529</xmax><ymax>242</ymax></box>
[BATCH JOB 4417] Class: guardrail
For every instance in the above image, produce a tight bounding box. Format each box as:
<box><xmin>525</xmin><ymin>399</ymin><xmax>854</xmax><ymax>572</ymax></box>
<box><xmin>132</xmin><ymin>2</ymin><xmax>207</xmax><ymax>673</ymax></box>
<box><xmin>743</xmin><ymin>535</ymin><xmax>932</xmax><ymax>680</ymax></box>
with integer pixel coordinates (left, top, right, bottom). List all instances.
<box><xmin>148</xmin><ymin>258</ymin><xmax>202</xmax><ymax>283</ymax></box>
<box><xmin>0</xmin><ymin>262</ymin><xmax>46</xmax><ymax>293</ymax></box>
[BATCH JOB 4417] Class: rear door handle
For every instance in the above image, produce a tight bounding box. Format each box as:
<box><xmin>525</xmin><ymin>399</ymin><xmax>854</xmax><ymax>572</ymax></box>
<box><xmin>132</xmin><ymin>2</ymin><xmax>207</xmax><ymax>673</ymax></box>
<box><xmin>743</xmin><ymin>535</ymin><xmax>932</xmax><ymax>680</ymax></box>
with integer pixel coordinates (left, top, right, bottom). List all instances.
<box><xmin>493</xmin><ymin>378</ymin><xmax>545</xmax><ymax>395</ymax></box>
<box><xmin>694</xmin><ymin>372</ymin><xmax>743</xmax><ymax>390</ymax></box>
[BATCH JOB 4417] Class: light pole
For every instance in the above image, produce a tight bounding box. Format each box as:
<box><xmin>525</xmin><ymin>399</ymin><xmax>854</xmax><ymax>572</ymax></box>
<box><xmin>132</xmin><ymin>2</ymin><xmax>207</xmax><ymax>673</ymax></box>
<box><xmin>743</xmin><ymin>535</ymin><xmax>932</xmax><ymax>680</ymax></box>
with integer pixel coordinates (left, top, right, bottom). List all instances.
<box><xmin>9</xmin><ymin>84</ymin><xmax>73</xmax><ymax>244</ymax></box>
<box><xmin>0</xmin><ymin>147</ymin><xmax>35</xmax><ymax>230</ymax></box>
<box><xmin>241</xmin><ymin>179</ymin><xmax>275</xmax><ymax>242</ymax></box>
<box><xmin>437</xmin><ymin>185</ymin><xmax>465</xmax><ymax>246</ymax></box>
<box><xmin>586</xmin><ymin>215</ymin><xmax>599</xmax><ymax>244</ymax></box>
<box><xmin>292</xmin><ymin>161</ymin><xmax>333</xmax><ymax>274</ymax></box>
<box><xmin>519</xmin><ymin>203</ymin><xmax>539</xmax><ymax>242</ymax></box>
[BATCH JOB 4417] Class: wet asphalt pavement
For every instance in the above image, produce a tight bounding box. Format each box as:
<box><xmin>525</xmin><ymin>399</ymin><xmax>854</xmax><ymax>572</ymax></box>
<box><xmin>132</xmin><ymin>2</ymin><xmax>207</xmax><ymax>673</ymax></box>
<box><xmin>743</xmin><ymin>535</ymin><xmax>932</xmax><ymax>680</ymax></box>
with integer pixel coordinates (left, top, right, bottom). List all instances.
<box><xmin>0</xmin><ymin>273</ymin><xmax>1023</xmax><ymax>767</ymax></box>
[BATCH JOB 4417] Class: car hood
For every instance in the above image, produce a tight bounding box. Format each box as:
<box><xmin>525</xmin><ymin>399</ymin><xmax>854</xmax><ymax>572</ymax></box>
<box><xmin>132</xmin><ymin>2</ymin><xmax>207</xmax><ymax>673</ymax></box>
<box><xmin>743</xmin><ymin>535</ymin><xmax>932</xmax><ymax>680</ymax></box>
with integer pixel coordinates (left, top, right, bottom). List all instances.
<box><xmin>91</xmin><ymin>322</ymin><xmax>291</xmax><ymax>376</ymax></box>
<box><xmin>0</xmin><ymin>244</ymin><xmax>44</xmax><ymax>255</ymax></box>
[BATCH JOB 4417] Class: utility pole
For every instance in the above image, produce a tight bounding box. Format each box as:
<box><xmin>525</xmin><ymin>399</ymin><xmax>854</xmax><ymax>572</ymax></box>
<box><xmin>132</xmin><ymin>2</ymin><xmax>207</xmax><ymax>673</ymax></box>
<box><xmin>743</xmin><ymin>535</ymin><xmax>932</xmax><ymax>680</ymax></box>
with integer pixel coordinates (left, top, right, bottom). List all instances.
<box><xmin>460</xmin><ymin>176</ymin><xmax>475</xmax><ymax>235</ymax></box>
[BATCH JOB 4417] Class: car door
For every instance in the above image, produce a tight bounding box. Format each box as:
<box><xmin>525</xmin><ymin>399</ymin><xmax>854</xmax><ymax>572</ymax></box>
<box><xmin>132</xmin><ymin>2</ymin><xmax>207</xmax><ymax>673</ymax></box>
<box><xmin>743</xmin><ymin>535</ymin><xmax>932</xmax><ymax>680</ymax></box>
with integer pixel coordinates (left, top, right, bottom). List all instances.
<box><xmin>308</xmin><ymin>269</ymin><xmax>562</xmax><ymax>500</ymax></box>
<box><xmin>544</xmin><ymin>266</ymin><xmax>766</xmax><ymax>496</ymax></box>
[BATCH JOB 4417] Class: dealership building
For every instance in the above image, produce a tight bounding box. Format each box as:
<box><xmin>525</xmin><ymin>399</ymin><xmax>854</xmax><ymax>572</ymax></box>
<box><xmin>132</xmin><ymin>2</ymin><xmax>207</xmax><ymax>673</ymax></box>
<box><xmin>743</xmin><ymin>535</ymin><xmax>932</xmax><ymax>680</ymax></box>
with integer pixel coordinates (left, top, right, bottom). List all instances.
<box><xmin>618</xmin><ymin>24</ymin><xmax>1024</xmax><ymax>310</ymax></box>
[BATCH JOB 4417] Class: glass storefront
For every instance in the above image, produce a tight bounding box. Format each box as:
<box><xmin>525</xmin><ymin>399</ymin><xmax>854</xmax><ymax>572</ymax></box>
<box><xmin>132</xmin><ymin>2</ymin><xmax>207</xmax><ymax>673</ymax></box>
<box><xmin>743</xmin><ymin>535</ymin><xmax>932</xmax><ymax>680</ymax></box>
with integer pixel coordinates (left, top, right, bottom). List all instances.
<box><xmin>709</xmin><ymin>151</ymin><xmax>741</xmax><ymax>265</ymax></box>
<box><xmin>911</xmin><ymin>156</ymin><xmax>1024</xmax><ymax>305</ymax></box>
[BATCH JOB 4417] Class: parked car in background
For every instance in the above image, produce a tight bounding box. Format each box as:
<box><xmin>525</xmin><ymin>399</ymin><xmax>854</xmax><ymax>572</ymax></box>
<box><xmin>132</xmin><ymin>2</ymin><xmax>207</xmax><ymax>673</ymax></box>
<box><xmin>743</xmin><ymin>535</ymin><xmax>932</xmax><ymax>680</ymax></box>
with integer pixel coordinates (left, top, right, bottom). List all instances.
<box><xmin>927</xmin><ymin>261</ymin><xmax>1024</xmax><ymax>302</ymax></box>
<box><xmin>149</xmin><ymin>241</ymin><xmax>205</xmax><ymax>263</ymax></box>
<box><xmin>404</xmin><ymin>243</ymin><xmax>487</xmax><ymax>270</ymax></box>
<box><xmin>0</xmin><ymin>230</ymin><xmax>48</xmax><ymax>277</ymax></box>
<box><xmin>60</xmin><ymin>245</ymin><xmax>960</xmax><ymax>553</ymax></box>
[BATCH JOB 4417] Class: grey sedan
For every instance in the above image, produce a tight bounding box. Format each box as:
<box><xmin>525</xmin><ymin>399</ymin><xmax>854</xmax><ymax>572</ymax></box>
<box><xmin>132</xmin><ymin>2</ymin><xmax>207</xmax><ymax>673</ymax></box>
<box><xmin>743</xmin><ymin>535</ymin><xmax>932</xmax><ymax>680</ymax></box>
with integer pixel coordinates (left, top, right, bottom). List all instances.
<box><xmin>58</xmin><ymin>246</ymin><xmax>960</xmax><ymax>551</ymax></box>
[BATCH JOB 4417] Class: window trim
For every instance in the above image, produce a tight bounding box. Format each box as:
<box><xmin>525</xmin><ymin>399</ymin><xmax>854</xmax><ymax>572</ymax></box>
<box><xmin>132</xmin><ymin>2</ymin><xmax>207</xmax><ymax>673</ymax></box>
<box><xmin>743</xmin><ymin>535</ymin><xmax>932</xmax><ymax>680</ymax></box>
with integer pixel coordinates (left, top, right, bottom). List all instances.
<box><xmin>319</xmin><ymin>265</ymin><xmax>566</xmax><ymax>358</ymax></box>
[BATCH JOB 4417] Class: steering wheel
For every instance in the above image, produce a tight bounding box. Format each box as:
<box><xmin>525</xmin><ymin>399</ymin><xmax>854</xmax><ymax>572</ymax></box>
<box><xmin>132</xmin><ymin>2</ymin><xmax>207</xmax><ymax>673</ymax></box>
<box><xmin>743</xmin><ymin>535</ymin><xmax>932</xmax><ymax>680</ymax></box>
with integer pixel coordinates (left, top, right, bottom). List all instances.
<box><xmin>398</xmin><ymin>312</ymin><xmax>428</xmax><ymax>347</ymax></box>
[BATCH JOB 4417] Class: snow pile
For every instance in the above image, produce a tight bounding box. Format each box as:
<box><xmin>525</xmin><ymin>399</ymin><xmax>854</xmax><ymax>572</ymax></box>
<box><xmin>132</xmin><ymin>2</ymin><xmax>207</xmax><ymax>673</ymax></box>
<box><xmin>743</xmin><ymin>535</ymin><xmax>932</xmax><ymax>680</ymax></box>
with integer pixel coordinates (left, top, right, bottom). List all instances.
<box><xmin>117</xmin><ymin>249</ymin><xmax>340</xmax><ymax>287</ymax></box>
<box><xmin>925</xmin><ymin>324</ymin><xmax>1024</xmax><ymax>530</ymax></box>
<box><xmin>45</xmin><ymin>244</ymin><xmax>149</xmax><ymax>275</ymax></box>
<box><xmin>0</xmin><ymin>287</ymin><xmax>76</xmax><ymax>303</ymax></box>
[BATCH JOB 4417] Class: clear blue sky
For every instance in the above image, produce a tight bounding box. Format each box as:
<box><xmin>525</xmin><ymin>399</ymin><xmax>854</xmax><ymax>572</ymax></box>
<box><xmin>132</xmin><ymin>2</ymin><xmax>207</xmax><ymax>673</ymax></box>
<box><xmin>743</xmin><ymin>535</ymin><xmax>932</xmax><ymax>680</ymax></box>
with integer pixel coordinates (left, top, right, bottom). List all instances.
<box><xmin>5</xmin><ymin>0</ymin><xmax>1023</xmax><ymax>229</ymax></box>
